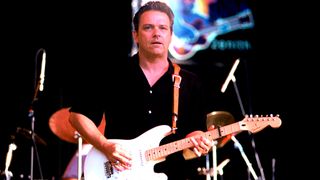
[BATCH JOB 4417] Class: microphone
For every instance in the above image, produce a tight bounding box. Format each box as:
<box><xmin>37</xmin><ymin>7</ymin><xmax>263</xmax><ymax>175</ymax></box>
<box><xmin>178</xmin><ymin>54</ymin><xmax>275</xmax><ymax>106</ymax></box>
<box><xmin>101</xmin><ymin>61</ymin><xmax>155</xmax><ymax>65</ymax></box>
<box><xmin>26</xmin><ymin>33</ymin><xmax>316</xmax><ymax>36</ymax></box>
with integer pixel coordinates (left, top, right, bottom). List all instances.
<box><xmin>39</xmin><ymin>50</ymin><xmax>46</xmax><ymax>91</ymax></box>
<box><xmin>221</xmin><ymin>58</ymin><xmax>240</xmax><ymax>93</ymax></box>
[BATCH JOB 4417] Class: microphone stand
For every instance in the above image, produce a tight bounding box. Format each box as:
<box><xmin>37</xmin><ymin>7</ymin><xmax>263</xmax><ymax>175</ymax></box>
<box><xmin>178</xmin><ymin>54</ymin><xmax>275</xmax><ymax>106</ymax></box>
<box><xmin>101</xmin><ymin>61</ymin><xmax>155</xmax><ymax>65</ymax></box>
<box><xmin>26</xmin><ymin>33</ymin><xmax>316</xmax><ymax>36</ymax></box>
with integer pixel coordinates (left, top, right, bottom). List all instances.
<box><xmin>28</xmin><ymin>48</ymin><xmax>46</xmax><ymax>180</ymax></box>
<box><xmin>28</xmin><ymin>109</ymin><xmax>43</xmax><ymax>180</ymax></box>
<box><xmin>74</xmin><ymin>132</ymin><xmax>83</xmax><ymax>180</ymax></box>
<box><xmin>232</xmin><ymin>136</ymin><xmax>258</xmax><ymax>180</ymax></box>
<box><xmin>230</xmin><ymin>75</ymin><xmax>265</xmax><ymax>180</ymax></box>
<box><xmin>220</xmin><ymin>58</ymin><xmax>264</xmax><ymax>180</ymax></box>
<box><xmin>28</xmin><ymin>109</ymin><xmax>35</xmax><ymax>180</ymax></box>
<box><xmin>205</xmin><ymin>154</ymin><xmax>210</xmax><ymax>180</ymax></box>
<box><xmin>211</xmin><ymin>141</ymin><xmax>217</xmax><ymax>180</ymax></box>
<box><xmin>200</xmin><ymin>157</ymin><xmax>230</xmax><ymax>180</ymax></box>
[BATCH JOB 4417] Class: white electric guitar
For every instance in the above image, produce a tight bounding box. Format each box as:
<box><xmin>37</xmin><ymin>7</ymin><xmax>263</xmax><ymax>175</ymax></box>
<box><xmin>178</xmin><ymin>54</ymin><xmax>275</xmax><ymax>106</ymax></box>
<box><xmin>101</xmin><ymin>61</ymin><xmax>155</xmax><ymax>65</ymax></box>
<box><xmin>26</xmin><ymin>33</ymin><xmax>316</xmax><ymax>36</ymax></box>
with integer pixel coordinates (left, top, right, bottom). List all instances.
<box><xmin>84</xmin><ymin>115</ymin><xmax>281</xmax><ymax>180</ymax></box>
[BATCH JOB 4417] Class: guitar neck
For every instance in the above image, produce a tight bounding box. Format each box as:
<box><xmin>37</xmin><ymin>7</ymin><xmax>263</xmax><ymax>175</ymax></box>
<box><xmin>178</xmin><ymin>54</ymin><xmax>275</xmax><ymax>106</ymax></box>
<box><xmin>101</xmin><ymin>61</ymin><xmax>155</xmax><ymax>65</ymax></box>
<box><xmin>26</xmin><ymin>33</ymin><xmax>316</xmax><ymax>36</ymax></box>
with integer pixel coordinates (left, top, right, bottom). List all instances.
<box><xmin>145</xmin><ymin>121</ymin><xmax>241</xmax><ymax>161</ymax></box>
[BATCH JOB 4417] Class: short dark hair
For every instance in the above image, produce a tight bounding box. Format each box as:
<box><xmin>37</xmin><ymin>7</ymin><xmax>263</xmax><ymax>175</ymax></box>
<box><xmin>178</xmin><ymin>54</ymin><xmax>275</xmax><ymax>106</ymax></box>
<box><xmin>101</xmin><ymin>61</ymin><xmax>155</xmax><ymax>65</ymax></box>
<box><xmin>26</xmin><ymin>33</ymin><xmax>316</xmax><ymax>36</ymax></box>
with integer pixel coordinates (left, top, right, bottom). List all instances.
<box><xmin>133</xmin><ymin>1</ymin><xmax>174</xmax><ymax>32</ymax></box>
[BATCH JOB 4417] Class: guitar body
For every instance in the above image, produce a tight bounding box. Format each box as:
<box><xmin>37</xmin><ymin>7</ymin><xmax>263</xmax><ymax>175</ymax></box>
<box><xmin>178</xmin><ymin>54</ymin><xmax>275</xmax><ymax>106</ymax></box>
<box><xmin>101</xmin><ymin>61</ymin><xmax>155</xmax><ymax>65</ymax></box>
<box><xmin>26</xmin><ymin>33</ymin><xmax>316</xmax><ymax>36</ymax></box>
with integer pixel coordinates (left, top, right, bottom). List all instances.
<box><xmin>84</xmin><ymin>125</ymin><xmax>172</xmax><ymax>180</ymax></box>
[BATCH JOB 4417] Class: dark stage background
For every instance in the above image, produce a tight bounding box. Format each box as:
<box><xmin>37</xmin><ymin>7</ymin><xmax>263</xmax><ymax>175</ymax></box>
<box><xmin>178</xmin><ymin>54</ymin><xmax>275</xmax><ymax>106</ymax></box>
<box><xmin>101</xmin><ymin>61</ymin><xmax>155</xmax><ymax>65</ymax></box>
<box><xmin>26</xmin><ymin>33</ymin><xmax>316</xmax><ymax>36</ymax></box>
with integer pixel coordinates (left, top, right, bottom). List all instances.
<box><xmin>0</xmin><ymin>1</ymin><xmax>317</xmax><ymax>180</ymax></box>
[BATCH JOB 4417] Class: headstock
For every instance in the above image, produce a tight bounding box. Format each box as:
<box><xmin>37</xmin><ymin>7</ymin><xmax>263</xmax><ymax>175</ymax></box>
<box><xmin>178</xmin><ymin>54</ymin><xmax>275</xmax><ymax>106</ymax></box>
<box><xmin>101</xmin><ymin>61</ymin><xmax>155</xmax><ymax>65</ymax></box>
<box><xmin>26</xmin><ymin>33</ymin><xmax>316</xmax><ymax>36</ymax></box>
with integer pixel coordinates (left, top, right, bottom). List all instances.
<box><xmin>239</xmin><ymin>114</ymin><xmax>282</xmax><ymax>133</ymax></box>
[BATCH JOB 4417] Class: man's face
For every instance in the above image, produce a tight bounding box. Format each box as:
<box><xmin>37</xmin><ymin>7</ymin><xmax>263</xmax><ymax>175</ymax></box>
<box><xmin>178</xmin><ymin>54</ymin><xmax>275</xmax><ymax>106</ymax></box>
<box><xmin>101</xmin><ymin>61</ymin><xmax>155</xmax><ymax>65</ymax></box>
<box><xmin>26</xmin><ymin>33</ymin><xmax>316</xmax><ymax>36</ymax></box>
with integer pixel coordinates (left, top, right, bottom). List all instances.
<box><xmin>133</xmin><ymin>10</ymin><xmax>172</xmax><ymax>58</ymax></box>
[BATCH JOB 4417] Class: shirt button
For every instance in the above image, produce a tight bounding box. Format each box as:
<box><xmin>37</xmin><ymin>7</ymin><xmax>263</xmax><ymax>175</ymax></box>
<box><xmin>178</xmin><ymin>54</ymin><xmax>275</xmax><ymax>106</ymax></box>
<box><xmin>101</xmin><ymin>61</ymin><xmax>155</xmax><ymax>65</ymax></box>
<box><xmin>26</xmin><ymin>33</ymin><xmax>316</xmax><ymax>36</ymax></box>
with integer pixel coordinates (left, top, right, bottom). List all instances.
<box><xmin>149</xmin><ymin>90</ymin><xmax>152</xmax><ymax>94</ymax></box>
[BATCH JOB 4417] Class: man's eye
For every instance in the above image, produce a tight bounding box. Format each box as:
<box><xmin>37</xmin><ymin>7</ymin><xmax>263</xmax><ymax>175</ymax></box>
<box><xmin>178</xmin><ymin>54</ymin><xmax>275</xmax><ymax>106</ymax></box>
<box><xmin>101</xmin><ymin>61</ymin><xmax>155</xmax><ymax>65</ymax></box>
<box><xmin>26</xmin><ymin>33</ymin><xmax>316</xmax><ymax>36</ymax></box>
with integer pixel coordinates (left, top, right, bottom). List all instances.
<box><xmin>160</xmin><ymin>26</ymin><xmax>168</xmax><ymax>30</ymax></box>
<box><xmin>143</xmin><ymin>25</ymin><xmax>152</xmax><ymax>30</ymax></box>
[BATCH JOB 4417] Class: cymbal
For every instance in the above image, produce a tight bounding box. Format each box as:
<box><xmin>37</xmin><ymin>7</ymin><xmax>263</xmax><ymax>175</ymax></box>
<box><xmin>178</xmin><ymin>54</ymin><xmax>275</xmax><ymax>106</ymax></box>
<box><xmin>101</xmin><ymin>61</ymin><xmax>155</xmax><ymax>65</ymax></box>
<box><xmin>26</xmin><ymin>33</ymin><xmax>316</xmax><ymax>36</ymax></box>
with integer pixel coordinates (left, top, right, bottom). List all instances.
<box><xmin>16</xmin><ymin>127</ymin><xmax>47</xmax><ymax>146</ymax></box>
<box><xmin>206</xmin><ymin>111</ymin><xmax>235</xmax><ymax>148</ymax></box>
<box><xmin>49</xmin><ymin>107</ymin><xmax>105</xmax><ymax>144</ymax></box>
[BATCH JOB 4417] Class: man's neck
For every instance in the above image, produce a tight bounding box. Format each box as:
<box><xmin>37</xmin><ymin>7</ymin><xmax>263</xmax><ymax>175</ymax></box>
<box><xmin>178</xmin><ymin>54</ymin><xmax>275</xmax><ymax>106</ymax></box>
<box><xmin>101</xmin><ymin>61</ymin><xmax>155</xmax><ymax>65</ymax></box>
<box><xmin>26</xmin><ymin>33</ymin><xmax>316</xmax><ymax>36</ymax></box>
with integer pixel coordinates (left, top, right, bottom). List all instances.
<box><xmin>139</xmin><ymin>56</ymin><xmax>169</xmax><ymax>87</ymax></box>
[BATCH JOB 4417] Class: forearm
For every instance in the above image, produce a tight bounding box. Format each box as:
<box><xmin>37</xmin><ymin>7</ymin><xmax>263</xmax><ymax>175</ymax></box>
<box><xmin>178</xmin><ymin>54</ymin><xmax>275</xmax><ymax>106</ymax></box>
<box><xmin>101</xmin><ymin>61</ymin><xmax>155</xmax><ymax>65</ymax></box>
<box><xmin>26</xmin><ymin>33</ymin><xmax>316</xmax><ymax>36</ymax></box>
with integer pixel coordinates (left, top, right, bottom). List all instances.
<box><xmin>69</xmin><ymin>112</ymin><xmax>107</xmax><ymax>152</ymax></box>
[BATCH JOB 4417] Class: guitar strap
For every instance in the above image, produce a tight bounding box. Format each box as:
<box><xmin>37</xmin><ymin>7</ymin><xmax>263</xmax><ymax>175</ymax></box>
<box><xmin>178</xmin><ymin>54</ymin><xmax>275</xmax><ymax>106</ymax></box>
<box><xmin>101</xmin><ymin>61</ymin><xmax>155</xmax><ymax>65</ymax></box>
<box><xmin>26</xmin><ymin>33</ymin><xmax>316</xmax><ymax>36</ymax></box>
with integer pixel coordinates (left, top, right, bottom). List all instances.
<box><xmin>172</xmin><ymin>63</ymin><xmax>181</xmax><ymax>134</ymax></box>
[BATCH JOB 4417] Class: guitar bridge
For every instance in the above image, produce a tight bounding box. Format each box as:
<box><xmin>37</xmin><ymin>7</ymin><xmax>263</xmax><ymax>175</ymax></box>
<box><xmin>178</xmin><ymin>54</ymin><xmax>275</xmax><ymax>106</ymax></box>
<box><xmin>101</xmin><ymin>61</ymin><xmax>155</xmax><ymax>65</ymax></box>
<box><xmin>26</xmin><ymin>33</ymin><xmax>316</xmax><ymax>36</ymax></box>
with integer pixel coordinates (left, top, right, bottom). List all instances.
<box><xmin>104</xmin><ymin>161</ymin><xmax>114</xmax><ymax>178</ymax></box>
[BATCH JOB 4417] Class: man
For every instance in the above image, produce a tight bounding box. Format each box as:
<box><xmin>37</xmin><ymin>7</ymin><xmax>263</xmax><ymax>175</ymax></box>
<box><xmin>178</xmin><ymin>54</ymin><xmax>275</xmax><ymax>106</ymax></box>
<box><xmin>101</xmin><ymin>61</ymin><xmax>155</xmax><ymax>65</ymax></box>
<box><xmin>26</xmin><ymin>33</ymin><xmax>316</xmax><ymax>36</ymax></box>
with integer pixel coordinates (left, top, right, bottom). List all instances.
<box><xmin>69</xmin><ymin>1</ymin><xmax>214</xmax><ymax>179</ymax></box>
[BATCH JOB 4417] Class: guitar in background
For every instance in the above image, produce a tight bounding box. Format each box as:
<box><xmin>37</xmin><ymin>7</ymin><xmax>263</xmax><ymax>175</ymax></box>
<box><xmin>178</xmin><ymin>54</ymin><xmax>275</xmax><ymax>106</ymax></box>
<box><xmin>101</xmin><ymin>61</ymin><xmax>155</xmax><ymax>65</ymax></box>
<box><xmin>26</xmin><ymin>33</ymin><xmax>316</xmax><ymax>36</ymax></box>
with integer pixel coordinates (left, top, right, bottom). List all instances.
<box><xmin>84</xmin><ymin>115</ymin><xmax>281</xmax><ymax>180</ymax></box>
<box><xmin>169</xmin><ymin>9</ymin><xmax>255</xmax><ymax>61</ymax></box>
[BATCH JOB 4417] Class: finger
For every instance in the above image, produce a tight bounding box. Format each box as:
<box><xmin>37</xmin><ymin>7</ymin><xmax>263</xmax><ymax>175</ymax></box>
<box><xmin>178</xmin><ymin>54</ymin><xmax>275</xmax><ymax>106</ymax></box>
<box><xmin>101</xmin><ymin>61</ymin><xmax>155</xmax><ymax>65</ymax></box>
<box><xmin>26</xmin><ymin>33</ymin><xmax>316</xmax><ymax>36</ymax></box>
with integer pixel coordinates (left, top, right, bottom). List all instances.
<box><xmin>115</xmin><ymin>152</ymin><xmax>133</xmax><ymax>168</ymax></box>
<box><xmin>191</xmin><ymin>137</ymin><xmax>205</xmax><ymax>153</ymax></box>
<box><xmin>112</xmin><ymin>163</ymin><xmax>126</xmax><ymax>171</ymax></box>
<box><xmin>118</xmin><ymin>150</ymin><xmax>133</xmax><ymax>162</ymax></box>
<box><xmin>110</xmin><ymin>160</ymin><xmax>120</xmax><ymax>166</ymax></box>
<box><xmin>191</xmin><ymin>137</ymin><xmax>208</xmax><ymax>156</ymax></box>
<box><xmin>201</xmin><ymin>136</ymin><xmax>214</xmax><ymax>149</ymax></box>
<box><xmin>193</xmin><ymin>147</ymin><xmax>201</xmax><ymax>157</ymax></box>
<box><xmin>190</xmin><ymin>137</ymin><xmax>199</xmax><ymax>146</ymax></box>
<box><xmin>115</xmin><ymin>157</ymin><xmax>132</xmax><ymax>169</ymax></box>
<box><xmin>208</xmin><ymin>125</ymin><xmax>215</xmax><ymax>130</ymax></box>
<box><xmin>111</xmin><ymin>160</ymin><xmax>131</xmax><ymax>171</ymax></box>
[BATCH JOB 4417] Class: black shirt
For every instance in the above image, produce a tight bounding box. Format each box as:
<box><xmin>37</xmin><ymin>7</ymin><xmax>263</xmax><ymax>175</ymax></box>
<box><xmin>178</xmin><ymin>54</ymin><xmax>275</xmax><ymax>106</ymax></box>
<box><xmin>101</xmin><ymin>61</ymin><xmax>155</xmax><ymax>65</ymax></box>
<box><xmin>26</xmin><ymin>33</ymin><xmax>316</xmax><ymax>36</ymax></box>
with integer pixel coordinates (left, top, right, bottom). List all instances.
<box><xmin>70</xmin><ymin>53</ymin><xmax>208</xmax><ymax>180</ymax></box>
